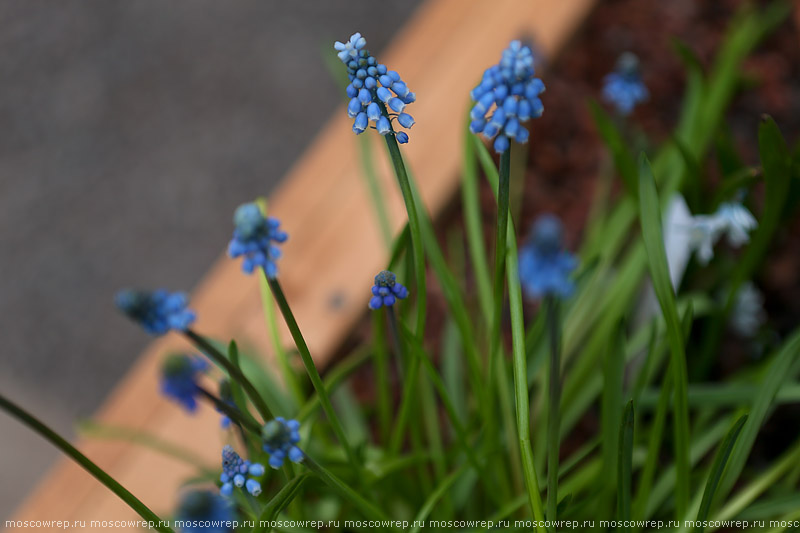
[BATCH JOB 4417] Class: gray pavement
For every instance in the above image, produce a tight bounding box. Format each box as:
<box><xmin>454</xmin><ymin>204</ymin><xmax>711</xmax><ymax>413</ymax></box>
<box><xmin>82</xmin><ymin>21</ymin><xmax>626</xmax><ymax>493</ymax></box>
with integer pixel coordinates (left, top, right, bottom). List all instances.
<box><xmin>0</xmin><ymin>0</ymin><xmax>420</xmax><ymax>518</ymax></box>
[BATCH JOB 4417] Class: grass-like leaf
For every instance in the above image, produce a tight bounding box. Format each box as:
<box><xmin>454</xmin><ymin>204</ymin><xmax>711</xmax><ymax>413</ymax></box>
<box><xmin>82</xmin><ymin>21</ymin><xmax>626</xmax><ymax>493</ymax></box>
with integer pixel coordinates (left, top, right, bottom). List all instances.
<box><xmin>692</xmin><ymin>415</ymin><xmax>748</xmax><ymax>533</ymax></box>
<box><xmin>637</xmin><ymin>153</ymin><xmax>691</xmax><ymax>517</ymax></box>
<box><xmin>617</xmin><ymin>400</ymin><xmax>635</xmax><ymax>532</ymax></box>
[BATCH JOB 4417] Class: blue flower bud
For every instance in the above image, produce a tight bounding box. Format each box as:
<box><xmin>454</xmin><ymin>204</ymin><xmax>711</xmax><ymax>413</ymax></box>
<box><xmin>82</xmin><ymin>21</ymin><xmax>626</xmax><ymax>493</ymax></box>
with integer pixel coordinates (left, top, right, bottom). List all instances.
<box><xmin>366</xmin><ymin>102</ymin><xmax>381</xmax><ymax>122</ymax></box>
<box><xmin>376</xmin><ymin>116</ymin><xmax>391</xmax><ymax>135</ymax></box>
<box><xmin>358</xmin><ymin>88</ymin><xmax>372</xmax><ymax>105</ymax></box>
<box><xmin>387</xmin><ymin>97</ymin><xmax>405</xmax><ymax>113</ymax></box>
<box><xmin>376</xmin><ymin>86</ymin><xmax>392</xmax><ymax>103</ymax></box>
<box><xmin>347</xmin><ymin>98</ymin><xmax>361</xmax><ymax>118</ymax></box>
<box><xmin>397</xmin><ymin>113</ymin><xmax>415</xmax><ymax>128</ymax></box>
<box><xmin>396</xmin><ymin>132</ymin><xmax>409</xmax><ymax>144</ymax></box>
<box><xmin>353</xmin><ymin>112</ymin><xmax>368</xmax><ymax>134</ymax></box>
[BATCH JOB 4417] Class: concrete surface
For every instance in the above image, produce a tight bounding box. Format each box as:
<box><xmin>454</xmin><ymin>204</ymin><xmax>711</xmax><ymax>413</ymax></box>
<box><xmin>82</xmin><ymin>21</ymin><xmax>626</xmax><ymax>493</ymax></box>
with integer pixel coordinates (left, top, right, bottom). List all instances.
<box><xmin>0</xmin><ymin>0</ymin><xmax>420</xmax><ymax>518</ymax></box>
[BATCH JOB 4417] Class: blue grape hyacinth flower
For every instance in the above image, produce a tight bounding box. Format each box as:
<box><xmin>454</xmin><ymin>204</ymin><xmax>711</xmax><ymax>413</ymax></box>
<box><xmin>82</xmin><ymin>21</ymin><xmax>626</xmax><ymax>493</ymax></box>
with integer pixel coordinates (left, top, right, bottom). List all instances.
<box><xmin>116</xmin><ymin>289</ymin><xmax>196</xmax><ymax>336</ymax></box>
<box><xmin>602</xmin><ymin>52</ymin><xmax>648</xmax><ymax>116</ymax></box>
<box><xmin>228</xmin><ymin>202</ymin><xmax>288</xmax><ymax>278</ymax></box>
<box><xmin>470</xmin><ymin>40</ymin><xmax>545</xmax><ymax>153</ymax></box>
<box><xmin>176</xmin><ymin>490</ymin><xmax>235</xmax><ymax>533</ymax></box>
<box><xmin>334</xmin><ymin>32</ymin><xmax>416</xmax><ymax>143</ymax></box>
<box><xmin>518</xmin><ymin>215</ymin><xmax>578</xmax><ymax>300</ymax></box>
<box><xmin>368</xmin><ymin>270</ymin><xmax>409</xmax><ymax>310</ymax></box>
<box><xmin>220</xmin><ymin>445</ymin><xmax>265</xmax><ymax>497</ymax></box>
<box><xmin>262</xmin><ymin>417</ymin><xmax>303</xmax><ymax>469</ymax></box>
<box><xmin>160</xmin><ymin>354</ymin><xmax>208</xmax><ymax>412</ymax></box>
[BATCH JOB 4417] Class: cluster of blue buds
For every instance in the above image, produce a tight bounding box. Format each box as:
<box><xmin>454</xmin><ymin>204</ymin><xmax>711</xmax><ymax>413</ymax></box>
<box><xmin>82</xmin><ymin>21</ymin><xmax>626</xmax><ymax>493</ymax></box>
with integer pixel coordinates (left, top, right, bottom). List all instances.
<box><xmin>470</xmin><ymin>40</ymin><xmax>545</xmax><ymax>153</ymax></box>
<box><xmin>160</xmin><ymin>354</ymin><xmax>208</xmax><ymax>412</ymax></box>
<box><xmin>176</xmin><ymin>491</ymin><xmax>235</xmax><ymax>533</ymax></box>
<box><xmin>518</xmin><ymin>215</ymin><xmax>578</xmax><ymax>300</ymax></box>
<box><xmin>368</xmin><ymin>270</ymin><xmax>409</xmax><ymax>310</ymax></box>
<box><xmin>602</xmin><ymin>52</ymin><xmax>648</xmax><ymax>116</ymax></box>
<box><xmin>262</xmin><ymin>417</ymin><xmax>303</xmax><ymax>469</ymax></box>
<box><xmin>116</xmin><ymin>289</ymin><xmax>196</xmax><ymax>335</ymax></box>
<box><xmin>228</xmin><ymin>202</ymin><xmax>288</xmax><ymax>278</ymax></box>
<box><xmin>335</xmin><ymin>32</ymin><xmax>416</xmax><ymax>143</ymax></box>
<box><xmin>220</xmin><ymin>445</ymin><xmax>265</xmax><ymax>497</ymax></box>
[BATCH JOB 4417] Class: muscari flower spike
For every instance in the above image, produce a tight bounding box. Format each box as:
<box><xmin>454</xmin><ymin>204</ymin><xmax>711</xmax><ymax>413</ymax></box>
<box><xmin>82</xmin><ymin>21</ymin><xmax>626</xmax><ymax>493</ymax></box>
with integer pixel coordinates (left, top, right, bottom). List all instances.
<box><xmin>160</xmin><ymin>354</ymin><xmax>208</xmax><ymax>412</ymax></box>
<box><xmin>220</xmin><ymin>445</ymin><xmax>265</xmax><ymax>497</ymax></box>
<box><xmin>602</xmin><ymin>52</ymin><xmax>648</xmax><ymax>116</ymax></box>
<box><xmin>262</xmin><ymin>417</ymin><xmax>303</xmax><ymax>469</ymax></box>
<box><xmin>368</xmin><ymin>270</ymin><xmax>409</xmax><ymax>310</ymax></box>
<box><xmin>518</xmin><ymin>214</ymin><xmax>578</xmax><ymax>300</ymax></box>
<box><xmin>116</xmin><ymin>289</ymin><xmax>196</xmax><ymax>336</ymax></box>
<box><xmin>470</xmin><ymin>40</ymin><xmax>545</xmax><ymax>153</ymax></box>
<box><xmin>334</xmin><ymin>32</ymin><xmax>416</xmax><ymax>143</ymax></box>
<box><xmin>228</xmin><ymin>202</ymin><xmax>288</xmax><ymax>278</ymax></box>
<box><xmin>176</xmin><ymin>490</ymin><xmax>235</xmax><ymax>533</ymax></box>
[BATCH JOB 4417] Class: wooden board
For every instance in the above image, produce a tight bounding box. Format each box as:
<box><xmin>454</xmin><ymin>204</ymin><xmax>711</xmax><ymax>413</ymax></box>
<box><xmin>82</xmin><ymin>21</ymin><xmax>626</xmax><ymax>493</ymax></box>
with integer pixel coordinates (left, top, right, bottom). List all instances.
<box><xmin>7</xmin><ymin>0</ymin><xmax>596</xmax><ymax>527</ymax></box>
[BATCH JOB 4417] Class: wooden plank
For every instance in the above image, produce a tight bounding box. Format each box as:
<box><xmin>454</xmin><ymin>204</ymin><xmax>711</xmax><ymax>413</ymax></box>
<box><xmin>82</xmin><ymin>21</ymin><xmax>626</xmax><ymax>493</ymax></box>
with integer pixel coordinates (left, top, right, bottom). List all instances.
<box><xmin>7</xmin><ymin>0</ymin><xmax>596</xmax><ymax>528</ymax></box>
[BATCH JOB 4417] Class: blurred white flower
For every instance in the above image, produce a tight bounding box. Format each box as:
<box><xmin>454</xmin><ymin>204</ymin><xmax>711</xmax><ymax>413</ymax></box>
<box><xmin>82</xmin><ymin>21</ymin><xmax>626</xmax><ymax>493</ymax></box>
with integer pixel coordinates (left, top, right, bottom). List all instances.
<box><xmin>716</xmin><ymin>202</ymin><xmax>757</xmax><ymax>247</ymax></box>
<box><xmin>730</xmin><ymin>282</ymin><xmax>766</xmax><ymax>337</ymax></box>
<box><xmin>686</xmin><ymin>202</ymin><xmax>757</xmax><ymax>265</ymax></box>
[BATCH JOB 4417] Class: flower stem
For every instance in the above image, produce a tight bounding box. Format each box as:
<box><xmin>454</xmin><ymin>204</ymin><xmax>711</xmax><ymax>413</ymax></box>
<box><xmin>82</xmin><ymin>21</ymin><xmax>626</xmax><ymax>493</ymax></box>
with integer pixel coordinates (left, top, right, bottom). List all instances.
<box><xmin>196</xmin><ymin>386</ymin><xmax>262</xmax><ymax>435</ymax></box>
<box><xmin>388</xmin><ymin>305</ymin><xmax>417</xmax><ymax>454</ymax></box>
<box><xmin>488</xmin><ymin>148</ymin><xmax>512</xmax><ymax>412</ymax></box>
<box><xmin>184</xmin><ymin>329</ymin><xmax>271</xmax><ymax>422</ymax></box>
<box><xmin>383</xmin><ymin>129</ymin><xmax>426</xmax><ymax>338</ymax></box>
<box><xmin>303</xmin><ymin>455</ymin><xmax>398</xmax><ymax>530</ymax></box>
<box><xmin>266</xmin><ymin>277</ymin><xmax>360</xmax><ymax>474</ymax></box>
<box><xmin>0</xmin><ymin>393</ymin><xmax>174</xmax><ymax>533</ymax></box>
<box><xmin>545</xmin><ymin>296</ymin><xmax>562</xmax><ymax>524</ymax></box>
<box><xmin>506</xmin><ymin>234</ymin><xmax>547</xmax><ymax>531</ymax></box>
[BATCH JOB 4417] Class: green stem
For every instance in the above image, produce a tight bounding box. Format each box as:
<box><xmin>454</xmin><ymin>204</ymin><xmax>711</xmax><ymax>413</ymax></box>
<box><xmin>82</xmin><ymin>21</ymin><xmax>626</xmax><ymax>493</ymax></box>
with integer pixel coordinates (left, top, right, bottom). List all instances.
<box><xmin>383</xmin><ymin>130</ymin><xmax>426</xmax><ymax>338</ymax></box>
<box><xmin>196</xmin><ymin>386</ymin><xmax>262</xmax><ymax>435</ymax></box>
<box><xmin>266</xmin><ymin>278</ymin><xmax>359</xmax><ymax>474</ymax></box>
<box><xmin>258</xmin><ymin>269</ymin><xmax>304</xmax><ymax>406</ymax></box>
<box><xmin>303</xmin><ymin>455</ymin><xmax>397</xmax><ymax>530</ymax></box>
<box><xmin>507</xmin><ymin>233</ymin><xmax>547</xmax><ymax>531</ymax></box>
<box><xmin>184</xmin><ymin>329</ymin><xmax>271</xmax><ymax>422</ymax></box>
<box><xmin>489</xmin><ymin>149</ymin><xmax>512</xmax><ymax>393</ymax></box>
<box><xmin>545</xmin><ymin>296</ymin><xmax>561</xmax><ymax>523</ymax></box>
<box><xmin>388</xmin><ymin>306</ymin><xmax>418</xmax><ymax>454</ymax></box>
<box><xmin>372</xmin><ymin>311</ymin><xmax>392</xmax><ymax>445</ymax></box>
<box><xmin>0</xmin><ymin>393</ymin><xmax>174</xmax><ymax>533</ymax></box>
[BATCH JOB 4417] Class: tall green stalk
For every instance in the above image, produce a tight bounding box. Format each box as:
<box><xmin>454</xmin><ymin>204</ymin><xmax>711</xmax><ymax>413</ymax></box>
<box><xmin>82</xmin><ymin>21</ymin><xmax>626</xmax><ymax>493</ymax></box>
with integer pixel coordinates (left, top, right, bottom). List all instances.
<box><xmin>545</xmin><ymin>296</ymin><xmax>562</xmax><ymax>523</ymax></box>
<box><xmin>184</xmin><ymin>329</ymin><xmax>272</xmax><ymax>422</ymax></box>
<box><xmin>489</xmin><ymin>149</ymin><xmax>512</xmax><ymax>392</ymax></box>
<box><xmin>507</xmin><ymin>232</ymin><xmax>547</xmax><ymax>531</ymax></box>
<box><xmin>0</xmin><ymin>393</ymin><xmax>174</xmax><ymax>533</ymax></box>
<box><xmin>383</xmin><ymin>129</ymin><xmax>426</xmax><ymax>338</ymax></box>
<box><xmin>266</xmin><ymin>278</ymin><xmax>360</xmax><ymax>474</ymax></box>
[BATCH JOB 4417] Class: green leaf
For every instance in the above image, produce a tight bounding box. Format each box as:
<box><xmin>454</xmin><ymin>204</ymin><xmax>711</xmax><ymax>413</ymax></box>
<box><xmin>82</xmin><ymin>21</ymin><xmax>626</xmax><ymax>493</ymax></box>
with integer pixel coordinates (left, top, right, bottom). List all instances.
<box><xmin>638</xmin><ymin>153</ymin><xmax>691</xmax><ymax>518</ymax></box>
<box><xmin>601</xmin><ymin>321</ymin><xmax>626</xmax><ymax>489</ymax></box>
<box><xmin>254</xmin><ymin>474</ymin><xmax>310</xmax><ymax>531</ymax></box>
<box><xmin>617</xmin><ymin>400</ymin><xmax>635</xmax><ymax>531</ymax></box>
<box><xmin>692</xmin><ymin>415</ymin><xmax>748</xmax><ymax>532</ymax></box>
<box><xmin>717</xmin><ymin>329</ymin><xmax>800</xmax><ymax>500</ymax></box>
<box><xmin>588</xmin><ymin>100</ymin><xmax>638</xmax><ymax>195</ymax></box>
